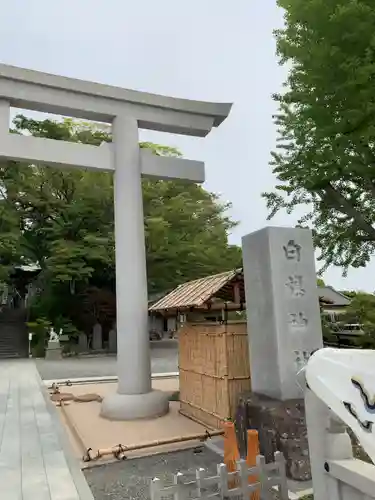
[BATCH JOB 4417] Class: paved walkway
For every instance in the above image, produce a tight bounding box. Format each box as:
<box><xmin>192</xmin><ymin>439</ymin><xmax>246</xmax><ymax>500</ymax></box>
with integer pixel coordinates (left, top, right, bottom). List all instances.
<box><xmin>0</xmin><ymin>359</ymin><xmax>93</xmax><ymax>500</ymax></box>
<box><xmin>35</xmin><ymin>341</ymin><xmax>178</xmax><ymax>380</ymax></box>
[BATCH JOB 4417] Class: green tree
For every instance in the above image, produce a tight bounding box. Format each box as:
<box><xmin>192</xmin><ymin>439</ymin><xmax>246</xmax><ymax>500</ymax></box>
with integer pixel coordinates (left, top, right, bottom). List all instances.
<box><xmin>0</xmin><ymin>197</ymin><xmax>22</xmax><ymax>282</ymax></box>
<box><xmin>339</xmin><ymin>290</ymin><xmax>358</xmax><ymax>299</ymax></box>
<box><xmin>264</xmin><ymin>0</ymin><xmax>375</xmax><ymax>274</ymax></box>
<box><xmin>0</xmin><ymin>115</ymin><xmax>241</xmax><ymax>332</ymax></box>
<box><xmin>343</xmin><ymin>292</ymin><xmax>375</xmax><ymax>348</ymax></box>
<box><xmin>143</xmin><ymin>179</ymin><xmax>240</xmax><ymax>292</ymax></box>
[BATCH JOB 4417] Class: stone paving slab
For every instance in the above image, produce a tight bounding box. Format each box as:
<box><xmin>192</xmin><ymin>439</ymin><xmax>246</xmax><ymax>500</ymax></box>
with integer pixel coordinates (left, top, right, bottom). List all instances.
<box><xmin>0</xmin><ymin>360</ymin><xmax>94</xmax><ymax>500</ymax></box>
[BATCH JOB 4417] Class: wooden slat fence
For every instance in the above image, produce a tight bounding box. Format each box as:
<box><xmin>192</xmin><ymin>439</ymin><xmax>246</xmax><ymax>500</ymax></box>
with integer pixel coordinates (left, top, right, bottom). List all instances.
<box><xmin>150</xmin><ymin>452</ymin><xmax>288</xmax><ymax>500</ymax></box>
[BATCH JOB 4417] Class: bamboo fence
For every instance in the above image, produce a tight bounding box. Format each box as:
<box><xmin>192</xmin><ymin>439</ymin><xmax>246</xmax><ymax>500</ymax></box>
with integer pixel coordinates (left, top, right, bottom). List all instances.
<box><xmin>178</xmin><ymin>321</ymin><xmax>251</xmax><ymax>429</ymax></box>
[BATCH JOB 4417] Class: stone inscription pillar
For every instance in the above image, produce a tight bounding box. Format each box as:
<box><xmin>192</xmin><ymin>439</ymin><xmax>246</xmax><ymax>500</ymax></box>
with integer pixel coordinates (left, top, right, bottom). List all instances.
<box><xmin>242</xmin><ymin>226</ymin><xmax>323</xmax><ymax>400</ymax></box>
<box><xmin>237</xmin><ymin>226</ymin><xmax>323</xmax><ymax>480</ymax></box>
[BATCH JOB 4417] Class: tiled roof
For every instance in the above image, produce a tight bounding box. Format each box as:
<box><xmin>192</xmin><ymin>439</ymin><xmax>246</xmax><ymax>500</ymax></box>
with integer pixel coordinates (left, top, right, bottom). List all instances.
<box><xmin>318</xmin><ymin>286</ymin><xmax>351</xmax><ymax>307</ymax></box>
<box><xmin>149</xmin><ymin>269</ymin><xmax>244</xmax><ymax>311</ymax></box>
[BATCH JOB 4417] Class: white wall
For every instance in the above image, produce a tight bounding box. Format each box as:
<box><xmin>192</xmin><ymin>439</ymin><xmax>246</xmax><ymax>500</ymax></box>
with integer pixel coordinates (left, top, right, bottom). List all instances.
<box><xmin>148</xmin><ymin>314</ymin><xmax>163</xmax><ymax>332</ymax></box>
<box><xmin>167</xmin><ymin>317</ymin><xmax>177</xmax><ymax>331</ymax></box>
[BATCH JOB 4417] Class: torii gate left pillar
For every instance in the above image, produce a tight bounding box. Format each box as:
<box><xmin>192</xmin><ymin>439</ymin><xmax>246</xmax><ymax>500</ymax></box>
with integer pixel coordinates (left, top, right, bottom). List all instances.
<box><xmin>0</xmin><ymin>64</ymin><xmax>232</xmax><ymax>419</ymax></box>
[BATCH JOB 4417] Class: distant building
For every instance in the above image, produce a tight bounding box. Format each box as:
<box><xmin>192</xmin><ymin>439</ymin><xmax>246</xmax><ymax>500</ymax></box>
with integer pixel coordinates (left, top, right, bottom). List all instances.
<box><xmin>319</xmin><ymin>286</ymin><xmax>351</xmax><ymax>321</ymax></box>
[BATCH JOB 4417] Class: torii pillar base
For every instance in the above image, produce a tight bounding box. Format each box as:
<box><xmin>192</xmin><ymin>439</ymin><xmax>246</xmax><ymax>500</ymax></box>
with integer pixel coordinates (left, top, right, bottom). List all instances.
<box><xmin>100</xmin><ymin>390</ymin><xmax>169</xmax><ymax>421</ymax></box>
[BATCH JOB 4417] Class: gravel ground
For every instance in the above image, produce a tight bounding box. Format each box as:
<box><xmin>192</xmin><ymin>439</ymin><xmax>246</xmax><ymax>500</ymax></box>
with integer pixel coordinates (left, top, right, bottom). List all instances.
<box><xmin>84</xmin><ymin>447</ymin><xmax>223</xmax><ymax>500</ymax></box>
<box><xmin>83</xmin><ymin>447</ymin><xmax>288</xmax><ymax>500</ymax></box>
<box><xmin>35</xmin><ymin>341</ymin><xmax>178</xmax><ymax>380</ymax></box>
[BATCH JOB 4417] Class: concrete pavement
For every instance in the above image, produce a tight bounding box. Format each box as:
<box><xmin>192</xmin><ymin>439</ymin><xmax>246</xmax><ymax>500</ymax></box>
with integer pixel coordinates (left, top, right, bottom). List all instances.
<box><xmin>0</xmin><ymin>359</ymin><xmax>93</xmax><ymax>500</ymax></box>
<box><xmin>35</xmin><ymin>341</ymin><xmax>178</xmax><ymax>381</ymax></box>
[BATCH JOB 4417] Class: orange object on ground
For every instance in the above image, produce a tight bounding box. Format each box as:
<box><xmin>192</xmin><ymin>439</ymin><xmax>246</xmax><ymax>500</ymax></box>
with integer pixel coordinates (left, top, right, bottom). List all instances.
<box><xmin>246</xmin><ymin>429</ymin><xmax>260</xmax><ymax>500</ymax></box>
<box><xmin>223</xmin><ymin>421</ymin><xmax>240</xmax><ymax>488</ymax></box>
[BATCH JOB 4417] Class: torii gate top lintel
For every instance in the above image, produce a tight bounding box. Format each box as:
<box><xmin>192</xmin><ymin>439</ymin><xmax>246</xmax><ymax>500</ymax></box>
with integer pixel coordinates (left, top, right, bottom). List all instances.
<box><xmin>0</xmin><ymin>64</ymin><xmax>232</xmax><ymax>137</ymax></box>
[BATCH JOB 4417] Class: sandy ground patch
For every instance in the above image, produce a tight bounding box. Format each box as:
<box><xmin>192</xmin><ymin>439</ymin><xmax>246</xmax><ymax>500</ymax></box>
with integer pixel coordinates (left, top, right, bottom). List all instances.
<box><xmin>54</xmin><ymin>378</ymin><xmax>212</xmax><ymax>463</ymax></box>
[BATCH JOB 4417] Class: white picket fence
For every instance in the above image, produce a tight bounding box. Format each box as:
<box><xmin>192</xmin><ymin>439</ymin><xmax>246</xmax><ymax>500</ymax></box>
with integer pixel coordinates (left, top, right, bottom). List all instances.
<box><xmin>150</xmin><ymin>451</ymin><xmax>289</xmax><ymax>500</ymax></box>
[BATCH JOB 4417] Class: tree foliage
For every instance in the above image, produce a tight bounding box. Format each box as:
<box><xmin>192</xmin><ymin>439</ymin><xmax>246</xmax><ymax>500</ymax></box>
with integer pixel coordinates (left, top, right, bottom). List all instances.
<box><xmin>339</xmin><ymin>290</ymin><xmax>358</xmax><ymax>299</ymax></box>
<box><xmin>343</xmin><ymin>292</ymin><xmax>375</xmax><ymax>348</ymax></box>
<box><xmin>264</xmin><ymin>0</ymin><xmax>375</xmax><ymax>273</ymax></box>
<box><xmin>317</xmin><ymin>277</ymin><xmax>325</xmax><ymax>287</ymax></box>
<box><xmin>1</xmin><ymin>115</ymin><xmax>241</xmax><ymax>332</ymax></box>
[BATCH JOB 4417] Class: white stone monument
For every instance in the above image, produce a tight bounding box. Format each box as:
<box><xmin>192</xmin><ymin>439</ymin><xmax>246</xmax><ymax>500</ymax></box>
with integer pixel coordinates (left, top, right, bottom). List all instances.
<box><xmin>108</xmin><ymin>323</ymin><xmax>117</xmax><ymax>353</ymax></box>
<box><xmin>0</xmin><ymin>64</ymin><xmax>232</xmax><ymax>420</ymax></box>
<box><xmin>45</xmin><ymin>327</ymin><xmax>62</xmax><ymax>360</ymax></box>
<box><xmin>92</xmin><ymin>322</ymin><xmax>103</xmax><ymax>351</ymax></box>
<box><xmin>78</xmin><ymin>332</ymin><xmax>88</xmax><ymax>352</ymax></box>
<box><xmin>242</xmin><ymin>226</ymin><xmax>323</xmax><ymax>401</ymax></box>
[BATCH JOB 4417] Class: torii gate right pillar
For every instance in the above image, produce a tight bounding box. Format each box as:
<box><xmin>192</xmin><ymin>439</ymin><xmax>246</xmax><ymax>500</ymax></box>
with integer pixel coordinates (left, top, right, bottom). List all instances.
<box><xmin>101</xmin><ymin>115</ymin><xmax>167</xmax><ymax>419</ymax></box>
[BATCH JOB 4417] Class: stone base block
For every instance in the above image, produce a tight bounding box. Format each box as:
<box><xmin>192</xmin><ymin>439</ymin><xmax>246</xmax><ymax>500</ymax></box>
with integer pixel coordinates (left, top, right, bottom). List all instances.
<box><xmin>100</xmin><ymin>389</ymin><xmax>169</xmax><ymax>420</ymax></box>
<box><xmin>45</xmin><ymin>347</ymin><xmax>62</xmax><ymax>360</ymax></box>
<box><xmin>235</xmin><ymin>392</ymin><xmax>310</xmax><ymax>481</ymax></box>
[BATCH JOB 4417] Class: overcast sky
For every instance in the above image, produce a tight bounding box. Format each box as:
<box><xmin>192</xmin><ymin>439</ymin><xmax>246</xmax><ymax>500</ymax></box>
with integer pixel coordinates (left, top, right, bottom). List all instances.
<box><xmin>1</xmin><ymin>0</ymin><xmax>373</xmax><ymax>292</ymax></box>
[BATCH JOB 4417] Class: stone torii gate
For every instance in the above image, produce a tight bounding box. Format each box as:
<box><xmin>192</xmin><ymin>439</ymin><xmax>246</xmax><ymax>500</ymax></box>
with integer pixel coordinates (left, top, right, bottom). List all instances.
<box><xmin>0</xmin><ymin>64</ymin><xmax>232</xmax><ymax>420</ymax></box>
